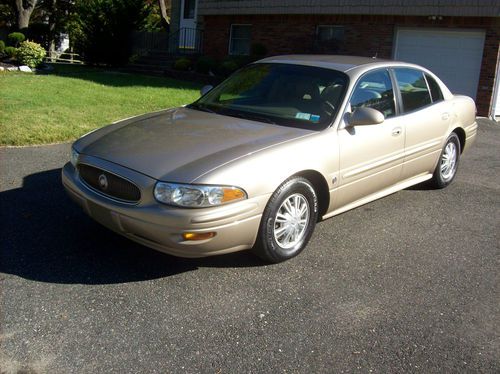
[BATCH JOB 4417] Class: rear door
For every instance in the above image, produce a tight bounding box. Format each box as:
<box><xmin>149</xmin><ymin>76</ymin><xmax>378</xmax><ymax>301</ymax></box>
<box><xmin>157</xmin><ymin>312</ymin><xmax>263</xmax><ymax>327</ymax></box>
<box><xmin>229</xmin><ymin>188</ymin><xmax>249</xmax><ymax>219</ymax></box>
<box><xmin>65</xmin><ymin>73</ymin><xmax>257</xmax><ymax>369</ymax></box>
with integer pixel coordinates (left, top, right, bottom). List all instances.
<box><xmin>392</xmin><ymin>68</ymin><xmax>451</xmax><ymax>179</ymax></box>
<box><xmin>335</xmin><ymin>69</ymin><xmax>404</xmax><ymax>209</ymax></box>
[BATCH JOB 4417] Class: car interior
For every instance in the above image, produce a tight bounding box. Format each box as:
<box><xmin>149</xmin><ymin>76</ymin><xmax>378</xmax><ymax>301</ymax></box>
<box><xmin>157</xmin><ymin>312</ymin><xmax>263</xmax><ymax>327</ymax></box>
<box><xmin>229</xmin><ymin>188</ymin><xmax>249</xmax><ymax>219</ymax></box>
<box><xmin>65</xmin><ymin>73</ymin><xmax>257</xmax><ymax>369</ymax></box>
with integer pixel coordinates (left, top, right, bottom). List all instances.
<box><xmin>204</xmin><ymin>64</ymin><xmax>349</xmax><ymax>128</ymax></box>
<box><xmin>221</xmin><ymin>78</ymin><xmax>347</xmax><ymax>125</ymax></box>
<box><xmin>350</xmin><ymin>72</ymin><xmax>396</xmax><ymax>118</ymax></box>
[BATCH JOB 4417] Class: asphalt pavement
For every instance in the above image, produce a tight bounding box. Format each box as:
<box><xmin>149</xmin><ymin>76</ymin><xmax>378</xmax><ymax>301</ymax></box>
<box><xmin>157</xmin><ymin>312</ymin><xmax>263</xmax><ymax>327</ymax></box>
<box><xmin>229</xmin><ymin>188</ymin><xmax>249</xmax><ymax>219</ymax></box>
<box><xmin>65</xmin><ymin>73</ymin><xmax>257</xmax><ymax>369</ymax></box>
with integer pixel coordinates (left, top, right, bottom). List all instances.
<box><xmin>1</xmin><ymin>119</ymin><xmax>499</xmax><ymax>373</ymax></box>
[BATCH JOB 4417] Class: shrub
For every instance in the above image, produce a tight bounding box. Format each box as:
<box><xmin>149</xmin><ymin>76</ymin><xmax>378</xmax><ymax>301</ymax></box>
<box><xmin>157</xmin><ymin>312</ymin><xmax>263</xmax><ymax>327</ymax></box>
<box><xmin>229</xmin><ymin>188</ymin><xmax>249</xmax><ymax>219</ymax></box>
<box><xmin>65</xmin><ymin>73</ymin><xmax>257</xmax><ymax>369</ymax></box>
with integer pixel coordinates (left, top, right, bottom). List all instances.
<box><xmin>17</xmin><ymin>41</ymin><xmax>46</xmax><ymax>68</ymax></box>
<box><xmin>173</xmin><ymin>57</ymin><xmax>191</xmax><ymax>71</ymax></box>
<box><xmin>0</xmin><ymin>40</ymin><xmax>5</xmax><ymax>54</ymax></box>
<box><xmin>219</xmin><ymin>60</ymin><xmax>240</xmax><ymax>76</ymax></box>
<box><xmin>195</xmin><ymin>55</ymin><xmax>217</xmax><ymax>74</ymax></box>
<box><xmin>230</xmin><ymin>55</ymin><xmax>254</xmax><ymax>67</ymax></box>
<box><xmin>215</xmin><ymin>55</ymin><xmax>253</xmax><ymax>77</ymax></box>
<box><xmin>8</xmin><ymin>32</ymin><xmax>26</xmax><ymax>47</ymax></box>
<box><xmin>4</xmin><ymin>46</ymin><xmax>17</xmax><ymax>58</ymax></box>
<box><xmin>25</xmin><ymin>23</ymin><xmax>50</xmax><ymax>48</ymax></box>
<box><xmin>128</xmin><ymin>53</ymin><xmax>139</xmax><ymax>63</ymax></box>
<box><xmin>250</xmin><ymin>43</ymin><xmax>268</xmax><ymax>57</ymax></box>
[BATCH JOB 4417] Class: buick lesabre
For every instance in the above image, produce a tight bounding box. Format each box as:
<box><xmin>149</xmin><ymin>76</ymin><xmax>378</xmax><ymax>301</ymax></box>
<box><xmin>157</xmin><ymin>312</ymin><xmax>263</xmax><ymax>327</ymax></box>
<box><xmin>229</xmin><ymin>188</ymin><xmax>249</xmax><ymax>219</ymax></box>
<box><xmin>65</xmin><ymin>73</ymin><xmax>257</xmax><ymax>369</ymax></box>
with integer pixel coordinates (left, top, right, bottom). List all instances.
<box><xmin>62</xmin><ymin>55</ymin><xmax>477</xmax><ymax>262</ymax></box>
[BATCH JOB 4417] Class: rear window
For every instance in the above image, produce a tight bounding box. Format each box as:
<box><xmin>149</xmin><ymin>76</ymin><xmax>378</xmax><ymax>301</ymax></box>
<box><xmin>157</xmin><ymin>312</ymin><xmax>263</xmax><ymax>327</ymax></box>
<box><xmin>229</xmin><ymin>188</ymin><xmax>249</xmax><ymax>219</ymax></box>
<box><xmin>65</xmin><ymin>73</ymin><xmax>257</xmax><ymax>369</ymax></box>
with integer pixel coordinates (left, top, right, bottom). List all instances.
<box><xmin>394</xmin><ymin>68</ymin><xmax>432</xmax><ymax>113</ymax></box>
<box><xmin>425</xmin><ymin>74</ymin><xmax>444</xmax><ymax>102</ymax></box>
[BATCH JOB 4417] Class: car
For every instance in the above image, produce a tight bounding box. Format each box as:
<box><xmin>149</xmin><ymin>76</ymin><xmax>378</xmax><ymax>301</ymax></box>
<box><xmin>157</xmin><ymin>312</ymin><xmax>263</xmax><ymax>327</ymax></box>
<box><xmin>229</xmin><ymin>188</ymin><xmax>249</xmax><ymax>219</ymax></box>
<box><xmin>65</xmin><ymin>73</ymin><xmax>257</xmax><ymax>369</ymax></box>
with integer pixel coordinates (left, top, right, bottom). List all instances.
<box><xmin>62</xmin><ymin>55</ymin><xmax>478</xmax><ymax>263</ymax></box>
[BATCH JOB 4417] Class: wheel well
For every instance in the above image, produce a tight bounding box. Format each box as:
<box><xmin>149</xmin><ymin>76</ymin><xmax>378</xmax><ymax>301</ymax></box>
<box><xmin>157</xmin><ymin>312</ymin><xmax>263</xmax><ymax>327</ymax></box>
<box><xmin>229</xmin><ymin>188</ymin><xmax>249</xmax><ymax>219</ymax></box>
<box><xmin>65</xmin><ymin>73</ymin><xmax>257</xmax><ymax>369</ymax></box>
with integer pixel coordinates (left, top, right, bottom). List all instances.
<box><xmin>452</xmin><ymin>128</ymin><xmax>466</xmax><ymax>154</ymax></box>
<box><xmin>293</xmin><ymin>170</ymin><xmax>330</xmax><ymax>220</ymax></box>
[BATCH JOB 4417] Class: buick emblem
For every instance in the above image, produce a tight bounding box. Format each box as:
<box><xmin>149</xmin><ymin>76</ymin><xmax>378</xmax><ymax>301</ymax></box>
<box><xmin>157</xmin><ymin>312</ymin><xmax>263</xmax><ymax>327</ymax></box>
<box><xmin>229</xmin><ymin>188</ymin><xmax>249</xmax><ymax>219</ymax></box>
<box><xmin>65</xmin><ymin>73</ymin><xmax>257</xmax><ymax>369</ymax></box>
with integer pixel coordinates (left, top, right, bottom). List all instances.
<box><xmin>98</xmin><ymin>174</ymin><xmax>108</xmax><ymax>190</ymax></box>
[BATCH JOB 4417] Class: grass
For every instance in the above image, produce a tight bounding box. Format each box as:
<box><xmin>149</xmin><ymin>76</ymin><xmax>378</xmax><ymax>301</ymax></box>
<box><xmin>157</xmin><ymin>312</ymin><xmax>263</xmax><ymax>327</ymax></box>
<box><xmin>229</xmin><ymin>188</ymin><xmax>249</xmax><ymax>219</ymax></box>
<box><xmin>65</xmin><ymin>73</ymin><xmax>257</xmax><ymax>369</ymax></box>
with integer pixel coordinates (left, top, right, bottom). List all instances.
<box><xmin>0</xmin><ymin>64</ymin><xmax>202</xmax><ymax>146</ymax></box>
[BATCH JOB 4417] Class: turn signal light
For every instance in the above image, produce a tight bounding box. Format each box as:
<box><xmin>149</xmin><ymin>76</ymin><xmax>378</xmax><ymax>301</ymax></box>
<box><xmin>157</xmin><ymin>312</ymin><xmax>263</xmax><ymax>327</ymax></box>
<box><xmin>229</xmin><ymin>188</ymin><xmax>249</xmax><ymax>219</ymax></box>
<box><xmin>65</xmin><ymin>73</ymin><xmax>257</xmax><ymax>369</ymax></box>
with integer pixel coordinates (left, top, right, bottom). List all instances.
<box><xmin>182</xmin><ymin>232</ymin><xmax>216</xmax><ymax>241</ymax></box>
<box><xmin>222</xmin><ymin>188</ymin><xmax>246</xmax><ymax>203</ymax></box>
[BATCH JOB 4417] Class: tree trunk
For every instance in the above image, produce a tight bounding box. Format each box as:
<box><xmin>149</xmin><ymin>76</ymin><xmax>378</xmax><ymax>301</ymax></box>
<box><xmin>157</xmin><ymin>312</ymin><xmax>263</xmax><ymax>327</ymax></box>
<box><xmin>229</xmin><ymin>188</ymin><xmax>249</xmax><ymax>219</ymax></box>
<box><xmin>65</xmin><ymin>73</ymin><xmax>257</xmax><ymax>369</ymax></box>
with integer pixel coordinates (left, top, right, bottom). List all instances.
<box><xmin>17</xmin><ymin>11</ymin><xmax>30</xmax><ymax>30</ymax></box>
<box><xmin>158</xmin><ymin>0</ymin><xmax>170</xmax><ymax>30</ymax></box>
<box><xmin>15</xmin><ymin>0</ymin><xmax>38</xmax><ymax>30</ymax></box>
<box><xmin>48</xmin><ymin>0</ymin><xmax>58</xmax><ymax>59</ymax></box>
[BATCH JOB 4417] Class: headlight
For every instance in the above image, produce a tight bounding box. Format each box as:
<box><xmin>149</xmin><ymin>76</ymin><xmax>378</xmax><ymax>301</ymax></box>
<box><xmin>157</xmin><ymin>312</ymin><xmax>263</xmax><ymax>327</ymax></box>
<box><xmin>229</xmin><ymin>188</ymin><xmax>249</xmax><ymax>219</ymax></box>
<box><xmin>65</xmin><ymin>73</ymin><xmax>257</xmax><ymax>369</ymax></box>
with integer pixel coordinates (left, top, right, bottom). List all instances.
<box><xmin>154</xmin><ymin>182</ymin><xmax>247</xmax><ymax>208</ymax></box>
<box><xmin>70</xmin><ymin>148</ymin><xmax>79</xmax><ymax>167</ymax></box>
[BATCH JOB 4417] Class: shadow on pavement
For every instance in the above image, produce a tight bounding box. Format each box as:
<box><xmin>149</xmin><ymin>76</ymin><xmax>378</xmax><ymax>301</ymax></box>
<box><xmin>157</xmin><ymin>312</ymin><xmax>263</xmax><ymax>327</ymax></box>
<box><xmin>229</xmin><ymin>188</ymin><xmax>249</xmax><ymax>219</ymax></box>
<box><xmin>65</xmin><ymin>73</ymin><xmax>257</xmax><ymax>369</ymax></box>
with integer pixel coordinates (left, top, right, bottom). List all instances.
<box><xmin>0</xmin><ymin>168</ymin><xmax>264</xmax><ymax>285</ymax></box>
<box><xmin>405</xmin><ymin>180</ymin><xmax>436</xmax><ymax>191</ymax></box>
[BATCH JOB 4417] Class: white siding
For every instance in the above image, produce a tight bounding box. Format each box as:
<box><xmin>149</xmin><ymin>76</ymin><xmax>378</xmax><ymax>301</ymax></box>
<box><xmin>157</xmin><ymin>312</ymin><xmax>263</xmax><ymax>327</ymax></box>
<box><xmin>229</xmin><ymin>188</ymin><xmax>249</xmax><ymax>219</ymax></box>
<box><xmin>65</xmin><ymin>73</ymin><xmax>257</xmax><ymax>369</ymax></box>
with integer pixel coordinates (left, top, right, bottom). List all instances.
<box><xmin>198</xmin><ymin>0</ymin><xmax>500</xmax><ymax>17</ymax></box>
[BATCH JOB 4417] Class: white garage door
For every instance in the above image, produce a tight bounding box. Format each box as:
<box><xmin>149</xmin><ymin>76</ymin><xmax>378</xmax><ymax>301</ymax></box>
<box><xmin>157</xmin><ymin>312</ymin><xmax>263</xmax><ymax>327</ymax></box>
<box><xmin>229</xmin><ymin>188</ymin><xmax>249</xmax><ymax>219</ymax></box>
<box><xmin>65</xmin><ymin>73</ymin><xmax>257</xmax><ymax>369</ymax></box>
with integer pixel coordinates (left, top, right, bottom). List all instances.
<box><xmin>394</xmin><ymin>28</ymin><xmax>485</xmax><ymax>100</ymax></box>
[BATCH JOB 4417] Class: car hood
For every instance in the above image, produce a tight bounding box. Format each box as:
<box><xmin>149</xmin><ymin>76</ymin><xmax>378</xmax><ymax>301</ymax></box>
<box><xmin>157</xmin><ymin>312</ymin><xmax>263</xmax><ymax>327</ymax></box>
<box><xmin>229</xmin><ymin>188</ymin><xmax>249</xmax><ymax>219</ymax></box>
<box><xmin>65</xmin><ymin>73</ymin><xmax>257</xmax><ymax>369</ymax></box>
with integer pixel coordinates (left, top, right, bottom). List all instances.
<box><xmin>76</xmin><ymin>107</ymin><xmax>313</xmax><ymax>182</ymax></box>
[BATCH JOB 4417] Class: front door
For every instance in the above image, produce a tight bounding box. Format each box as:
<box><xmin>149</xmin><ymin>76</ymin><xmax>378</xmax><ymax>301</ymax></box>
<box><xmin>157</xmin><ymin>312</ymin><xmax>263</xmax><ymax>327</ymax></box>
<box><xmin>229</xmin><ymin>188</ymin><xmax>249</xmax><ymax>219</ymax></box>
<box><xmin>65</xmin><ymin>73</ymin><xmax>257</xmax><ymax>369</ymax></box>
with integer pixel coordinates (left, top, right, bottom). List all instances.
<box><xmin>179</xmin><ymin>0</ymin><xmax>197</xmax><ymax>49</ymax></box>
<box><xmin>335</xmin><ymin>69</ymin><xmax>404</xmax><ymax>210</ymax></box>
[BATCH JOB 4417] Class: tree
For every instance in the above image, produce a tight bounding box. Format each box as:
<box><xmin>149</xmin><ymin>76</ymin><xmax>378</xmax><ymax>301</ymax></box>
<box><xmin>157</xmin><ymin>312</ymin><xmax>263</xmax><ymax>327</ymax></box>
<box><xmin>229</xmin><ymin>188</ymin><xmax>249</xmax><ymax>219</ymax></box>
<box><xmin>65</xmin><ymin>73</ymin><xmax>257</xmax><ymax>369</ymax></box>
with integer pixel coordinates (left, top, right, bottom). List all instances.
<box><xmin>14</xmin><ymin>0</ymin><xmax>39</xmax><ymax>30</ymax></box>
<box><xmin>47</xmin><ymin>0</ymin><xmax>57</xmax><ymax>53</ymax></box>
<box><xmin>0</xmin><ymin>3</ymin><xmax>16</xmax><ymax>28</ymax></box>
<box><xmin>72</xmin><ymin>0</ymin><xmax>149</xmax><ymax>65</ymax></box>
<box><xmin>158</xmin><ymin>0</ymin><xmax>169</xmax><ymax>29</ymax></box>
<box><xmin>44</xmin><ymin>0</ymin><xmax>73</xmax><ymax>54</ymax></box>
<box><xmin>142</xmin><ymin>0</ymin><xmax>170</xmax><ymax>32</ymax></box>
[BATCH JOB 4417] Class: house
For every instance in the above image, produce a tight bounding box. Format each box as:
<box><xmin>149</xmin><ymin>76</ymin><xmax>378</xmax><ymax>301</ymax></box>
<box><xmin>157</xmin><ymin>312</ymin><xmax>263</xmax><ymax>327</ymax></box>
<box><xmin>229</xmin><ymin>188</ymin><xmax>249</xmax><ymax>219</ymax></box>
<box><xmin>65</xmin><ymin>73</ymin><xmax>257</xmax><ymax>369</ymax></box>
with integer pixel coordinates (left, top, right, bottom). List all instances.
<box><xmin>170</xmin><ymin>0</ymin><xmax>500</xmax><ymax>119</ymax></box>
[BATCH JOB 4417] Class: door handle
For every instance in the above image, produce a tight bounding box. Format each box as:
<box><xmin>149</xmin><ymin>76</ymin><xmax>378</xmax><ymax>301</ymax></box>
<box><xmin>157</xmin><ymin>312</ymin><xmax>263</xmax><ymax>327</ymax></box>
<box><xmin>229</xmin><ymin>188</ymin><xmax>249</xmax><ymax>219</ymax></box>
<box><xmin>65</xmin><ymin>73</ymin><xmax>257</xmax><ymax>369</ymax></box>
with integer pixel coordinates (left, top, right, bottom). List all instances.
<box><xmin>441</xmin><ymin>112</ymin><xmax>450</xmax><ymax>121</ymax></box>
<box><xmin>392</xmin><ymin>127</ymin><xmax>402</xmax><ymax>136</ymax></box>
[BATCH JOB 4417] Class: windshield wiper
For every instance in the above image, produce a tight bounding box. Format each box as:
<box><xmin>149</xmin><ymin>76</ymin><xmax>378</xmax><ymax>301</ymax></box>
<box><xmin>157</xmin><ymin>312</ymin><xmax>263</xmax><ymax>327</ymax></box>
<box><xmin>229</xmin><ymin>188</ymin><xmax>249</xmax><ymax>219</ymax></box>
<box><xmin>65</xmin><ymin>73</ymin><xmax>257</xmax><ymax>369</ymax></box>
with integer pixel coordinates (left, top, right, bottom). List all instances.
<box><xmin>189</xmin><ymin>104</ymin><xmax>277</xmax><ymax>125</ymax></box>
<box><xmin>246</xmin><ymin>114</ymin><xmax>277</xmax><ymax>125</ymax></box>
<box><xmin>222</xmin><ymin>109</ymin><xmax>277</xmax><ymax>125</ymax></box>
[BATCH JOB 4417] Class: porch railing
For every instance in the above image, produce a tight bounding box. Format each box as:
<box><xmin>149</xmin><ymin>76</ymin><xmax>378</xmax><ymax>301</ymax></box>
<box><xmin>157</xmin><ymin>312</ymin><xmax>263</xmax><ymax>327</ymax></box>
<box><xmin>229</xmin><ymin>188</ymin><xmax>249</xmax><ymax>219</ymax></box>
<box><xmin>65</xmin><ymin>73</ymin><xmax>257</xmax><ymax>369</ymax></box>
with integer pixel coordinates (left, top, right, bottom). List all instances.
<box><xmin>44</xmin><ymin>51</ymin><xmax>83</xmax><ymax>64</ymax></box>
<box><xmin>168</xmin><ymin>27</ymin><xmax>203</xmax><ymax>55</ymax></box>
<box><xmin>131</xmin><ymin>31</ymin><xmax>169</xmax><ymax>54</ymax></box>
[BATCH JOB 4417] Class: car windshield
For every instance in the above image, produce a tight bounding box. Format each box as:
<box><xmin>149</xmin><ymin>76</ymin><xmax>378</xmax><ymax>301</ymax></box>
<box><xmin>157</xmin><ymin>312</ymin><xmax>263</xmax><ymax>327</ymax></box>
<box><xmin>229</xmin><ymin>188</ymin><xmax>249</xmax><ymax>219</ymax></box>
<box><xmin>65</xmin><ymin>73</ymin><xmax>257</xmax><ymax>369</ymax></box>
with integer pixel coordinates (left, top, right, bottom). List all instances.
<box><xmin>188</xmin><ymin>63</ymin><xmax>349</xmax><ymax>130</ymax></box>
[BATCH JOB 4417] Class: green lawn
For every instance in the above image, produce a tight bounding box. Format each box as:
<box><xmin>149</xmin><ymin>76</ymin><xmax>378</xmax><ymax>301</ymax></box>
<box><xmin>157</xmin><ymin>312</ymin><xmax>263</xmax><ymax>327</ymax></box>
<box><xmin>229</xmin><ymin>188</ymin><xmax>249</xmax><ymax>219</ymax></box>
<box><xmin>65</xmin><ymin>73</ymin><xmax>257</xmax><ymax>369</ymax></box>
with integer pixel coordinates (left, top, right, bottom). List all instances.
<box><xmin>0</xmin><ymin>64</ymin><xmax>201</xmax><ymax>146</ymax></box>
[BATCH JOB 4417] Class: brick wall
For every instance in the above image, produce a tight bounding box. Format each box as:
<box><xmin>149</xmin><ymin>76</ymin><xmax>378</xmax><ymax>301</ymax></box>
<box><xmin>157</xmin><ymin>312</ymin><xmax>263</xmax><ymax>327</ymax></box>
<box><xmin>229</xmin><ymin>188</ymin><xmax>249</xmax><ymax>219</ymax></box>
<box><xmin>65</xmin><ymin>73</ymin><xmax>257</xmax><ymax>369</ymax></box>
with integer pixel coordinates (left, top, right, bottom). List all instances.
<box><xmin>201</xmin><ymin>14</ymin><xmax>500</xmax><ymax>116</ymax></box>
<box><xmin>477</xmin><ymin>28</ymin><xmax>499</xmax><ymax>116</ymax></box>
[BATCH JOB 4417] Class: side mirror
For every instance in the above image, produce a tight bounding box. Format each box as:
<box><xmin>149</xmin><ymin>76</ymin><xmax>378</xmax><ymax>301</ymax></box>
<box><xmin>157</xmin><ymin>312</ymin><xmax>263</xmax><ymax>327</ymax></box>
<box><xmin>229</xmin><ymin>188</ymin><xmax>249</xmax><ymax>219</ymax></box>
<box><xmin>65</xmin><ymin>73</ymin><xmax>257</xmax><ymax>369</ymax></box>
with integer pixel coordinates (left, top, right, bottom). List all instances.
<box><xmin>200</xmin><ymin>85</ymin><xmax>213</xmax><ymax>96</ymax></box>
<box><xmin>347</xmin><ymin>107</ymin><xmax>385</xmax><ymax>127</ymax></box>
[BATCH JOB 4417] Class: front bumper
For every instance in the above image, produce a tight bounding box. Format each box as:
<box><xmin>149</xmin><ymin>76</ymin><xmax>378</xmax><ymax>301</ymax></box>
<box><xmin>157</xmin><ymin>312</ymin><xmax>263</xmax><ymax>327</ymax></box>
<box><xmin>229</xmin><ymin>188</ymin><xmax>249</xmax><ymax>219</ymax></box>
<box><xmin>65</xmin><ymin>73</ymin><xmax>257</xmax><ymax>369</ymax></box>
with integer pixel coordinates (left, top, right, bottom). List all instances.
<box><xmin>61</xmin><ymin>158</ymin><xmax>268</xmax><ymax>258</ymax></box>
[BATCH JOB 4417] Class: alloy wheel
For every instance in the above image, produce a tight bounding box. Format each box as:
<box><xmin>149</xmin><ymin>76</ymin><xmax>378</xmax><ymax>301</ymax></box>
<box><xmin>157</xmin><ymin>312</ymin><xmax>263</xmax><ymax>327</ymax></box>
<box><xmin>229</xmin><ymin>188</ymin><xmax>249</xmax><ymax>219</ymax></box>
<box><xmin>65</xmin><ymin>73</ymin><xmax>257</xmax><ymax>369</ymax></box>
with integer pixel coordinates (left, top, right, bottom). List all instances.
<box><xmin>440</xmin><ymin>141</ymin><xmax>457</xmax><ymax>181</ymax></box>
<box><xmin>273</xmin><ymin>193</ymin><xmax>310</xmax><ymax>249</ymax></box>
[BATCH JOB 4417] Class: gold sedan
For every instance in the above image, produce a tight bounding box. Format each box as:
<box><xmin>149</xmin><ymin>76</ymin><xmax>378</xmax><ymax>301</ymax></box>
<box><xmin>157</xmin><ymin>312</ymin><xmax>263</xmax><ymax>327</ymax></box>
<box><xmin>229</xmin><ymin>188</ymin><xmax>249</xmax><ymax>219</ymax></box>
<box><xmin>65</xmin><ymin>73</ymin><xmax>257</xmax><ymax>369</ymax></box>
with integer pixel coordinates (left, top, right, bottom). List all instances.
<box><xmin>62</xmin><ymin>55</ymin><xmax>477</xmax><ymax>262</ymax></box>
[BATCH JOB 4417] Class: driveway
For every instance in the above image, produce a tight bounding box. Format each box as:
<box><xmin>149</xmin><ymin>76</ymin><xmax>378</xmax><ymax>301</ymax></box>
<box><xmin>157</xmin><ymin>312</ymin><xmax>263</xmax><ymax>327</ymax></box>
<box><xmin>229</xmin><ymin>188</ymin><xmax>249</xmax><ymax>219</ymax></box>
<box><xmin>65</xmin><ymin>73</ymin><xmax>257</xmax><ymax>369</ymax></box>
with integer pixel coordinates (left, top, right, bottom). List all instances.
<box><xmin>1</xmin><ymin>119</ymin><xmax>499</xmax><ymax>373</ymax></box>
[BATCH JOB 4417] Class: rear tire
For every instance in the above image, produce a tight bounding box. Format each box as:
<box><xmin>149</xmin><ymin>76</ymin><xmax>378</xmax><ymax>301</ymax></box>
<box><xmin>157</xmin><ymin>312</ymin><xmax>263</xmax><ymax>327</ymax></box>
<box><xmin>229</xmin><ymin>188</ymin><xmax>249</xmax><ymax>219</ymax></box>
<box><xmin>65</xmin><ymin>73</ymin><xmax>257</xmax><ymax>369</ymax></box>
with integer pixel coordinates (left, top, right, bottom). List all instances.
<box><xmin>430</xmin><ymin>132</ymin><xmax>461</xmax><ymax>189</ymax></box>
<box><xmin>253</xmin><ymin>177</ymin><xmax>318</xmax><ymax>263</ymax></box>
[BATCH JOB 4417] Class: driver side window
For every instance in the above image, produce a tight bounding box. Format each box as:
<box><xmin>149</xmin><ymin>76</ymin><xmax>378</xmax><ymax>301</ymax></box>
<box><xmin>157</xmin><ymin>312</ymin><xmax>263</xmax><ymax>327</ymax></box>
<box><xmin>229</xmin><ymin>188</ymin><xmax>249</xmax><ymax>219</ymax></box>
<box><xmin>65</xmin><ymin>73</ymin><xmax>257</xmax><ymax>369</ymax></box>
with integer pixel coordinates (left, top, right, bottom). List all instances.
<box><xmin>350</xmin><ymin>70</ymin><xmax>396</xmax><ymax>118</ymax></box>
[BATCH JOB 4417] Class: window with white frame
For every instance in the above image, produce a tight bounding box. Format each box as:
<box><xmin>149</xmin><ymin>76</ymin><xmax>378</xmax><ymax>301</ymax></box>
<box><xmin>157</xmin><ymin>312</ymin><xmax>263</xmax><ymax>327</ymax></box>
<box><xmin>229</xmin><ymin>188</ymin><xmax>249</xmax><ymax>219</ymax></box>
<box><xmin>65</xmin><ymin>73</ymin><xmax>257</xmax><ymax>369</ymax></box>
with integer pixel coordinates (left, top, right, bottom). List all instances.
<box><xmin>229</xmin><ymin>24</ymin><xmax>252</xmax><ymax>55</ymax></box>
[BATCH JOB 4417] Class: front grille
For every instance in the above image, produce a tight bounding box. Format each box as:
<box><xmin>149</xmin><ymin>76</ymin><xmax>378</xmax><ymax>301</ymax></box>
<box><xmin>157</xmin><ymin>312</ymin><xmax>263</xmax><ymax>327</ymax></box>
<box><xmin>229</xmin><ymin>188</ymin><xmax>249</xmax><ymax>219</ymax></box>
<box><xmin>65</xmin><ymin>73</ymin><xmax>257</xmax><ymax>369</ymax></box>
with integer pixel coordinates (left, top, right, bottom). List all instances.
<box><xmin>78</xmin><ymin>164</ymin><xmax>141</xmax><ymax>203</ymax></box>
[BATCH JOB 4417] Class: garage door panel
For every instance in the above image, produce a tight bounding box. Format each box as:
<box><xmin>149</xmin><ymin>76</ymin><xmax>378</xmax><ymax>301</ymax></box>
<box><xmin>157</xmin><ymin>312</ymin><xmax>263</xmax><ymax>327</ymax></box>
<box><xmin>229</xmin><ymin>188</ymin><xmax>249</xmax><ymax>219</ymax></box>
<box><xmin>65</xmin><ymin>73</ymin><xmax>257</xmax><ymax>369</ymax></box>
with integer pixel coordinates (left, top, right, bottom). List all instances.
<box><xmin>394</xmin><ymin>28</ymin><xmax>485</xmax><ymax>100</ymax></box>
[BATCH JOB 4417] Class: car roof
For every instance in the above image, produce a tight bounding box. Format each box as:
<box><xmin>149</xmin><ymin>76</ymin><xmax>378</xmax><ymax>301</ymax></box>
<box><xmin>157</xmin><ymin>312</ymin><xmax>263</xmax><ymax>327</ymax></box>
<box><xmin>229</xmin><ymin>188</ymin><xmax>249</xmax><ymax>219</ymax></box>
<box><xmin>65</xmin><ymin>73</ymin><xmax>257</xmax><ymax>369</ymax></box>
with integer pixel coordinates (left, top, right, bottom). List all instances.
<box><xmin>256</xmin><ymin>54</ymin><xmax>408</xmax><ymax>73</ymax></box>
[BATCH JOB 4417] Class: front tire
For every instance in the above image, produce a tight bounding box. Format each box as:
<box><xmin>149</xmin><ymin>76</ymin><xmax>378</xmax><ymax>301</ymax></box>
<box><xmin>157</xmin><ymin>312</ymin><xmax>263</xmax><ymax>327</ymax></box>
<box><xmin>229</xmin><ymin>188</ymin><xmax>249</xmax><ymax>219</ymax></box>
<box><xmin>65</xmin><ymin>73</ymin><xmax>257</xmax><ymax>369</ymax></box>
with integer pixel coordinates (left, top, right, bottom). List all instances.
<box><xmin>253</xmin><ymin>177</ymin><xmax>318</xmax><ymax>263</ymax></box>
<box><xmin>430</xmin><ymin>132</ymin><xmax>461</xmax><ymax>189</ymax></box>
